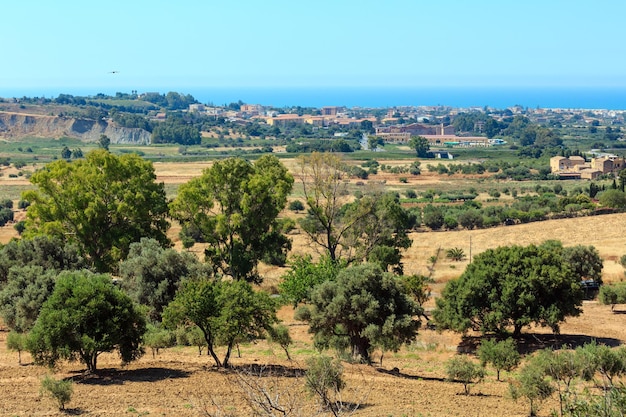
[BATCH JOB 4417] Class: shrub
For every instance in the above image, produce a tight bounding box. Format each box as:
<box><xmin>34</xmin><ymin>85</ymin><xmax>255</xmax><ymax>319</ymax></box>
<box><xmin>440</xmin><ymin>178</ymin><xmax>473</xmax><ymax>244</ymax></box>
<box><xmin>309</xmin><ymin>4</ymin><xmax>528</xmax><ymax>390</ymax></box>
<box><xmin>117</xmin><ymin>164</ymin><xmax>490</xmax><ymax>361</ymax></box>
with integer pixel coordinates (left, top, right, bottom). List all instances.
<box><xmin>445</xmin><ymin>355</ymin><xmax>485</xmax><ymax>395</ymax></box>
<box><xmin>6</xmin><ymin>331</ymin><xmax>28</xmax><ymax>365</ymax></box>
<box><xmin>40</xmin><ymin>375</ymin><xmax>73</xmax><ymax>411</ymax></box>
<box><xmin>446</xmin><ymin>247</ymin><xmax>466</xmax><ymax>261</ymax></box>
<box><xmin>267</xmin><ymin>324</ymin><xmax>293</xmax><ymax>360</ymax></box>
<box><xmin>599</xmin><ymin>282</ymin><xmax>626</xmax><ymax>311</ymax></box>
<box><xmin>477</xmin><ymin>338</ymin><xmax>520</xmax><ymax>381</ymax></box>
<box><xmin>305</xmin><ymin>355</ymin><xmax>345</xmax><ymax>411</ymax></box>
<box><xmin>405</xmin><ymin>190</ymin><xmax>417</xmax><ymax>199</ymax></box>
<box><xmin>288</xmin><ymin>200</ymin><xmax>305</xmax><ymax>212</ymax></box>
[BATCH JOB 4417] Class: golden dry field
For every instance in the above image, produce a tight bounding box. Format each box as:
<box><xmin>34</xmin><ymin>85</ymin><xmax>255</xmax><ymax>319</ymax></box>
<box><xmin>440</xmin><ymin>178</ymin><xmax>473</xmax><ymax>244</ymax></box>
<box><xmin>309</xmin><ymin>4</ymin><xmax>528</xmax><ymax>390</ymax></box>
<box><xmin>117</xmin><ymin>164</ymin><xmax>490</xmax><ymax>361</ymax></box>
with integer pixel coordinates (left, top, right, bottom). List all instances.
<box><xmin>1</xmin><ymin>159</ymin><xmax>626</xmax><ymax>416</ymax></box>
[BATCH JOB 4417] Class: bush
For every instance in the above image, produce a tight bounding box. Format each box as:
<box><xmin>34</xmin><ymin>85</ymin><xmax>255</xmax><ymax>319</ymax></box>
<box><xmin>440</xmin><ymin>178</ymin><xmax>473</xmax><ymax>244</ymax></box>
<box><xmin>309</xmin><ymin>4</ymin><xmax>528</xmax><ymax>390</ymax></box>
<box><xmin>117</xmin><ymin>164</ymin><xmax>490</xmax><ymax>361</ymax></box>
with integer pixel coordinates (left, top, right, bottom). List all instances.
<box><xmin>305</xmin><ymin>355</ymin><xmax>345</xmax><ymax>411</ymax></box>
<box><xmin>405</xmin><ymin>190</ymin><xmax>417</xmax><ymax>199</ymax></box>
<box><xmin>40</xmin><ymin>375</ymin><xmax>73</xmax><ymax>411</ymax></box>
<box><xmin>477</xmin><ymin>338</ymin><xmax>520</xmax><ymax>381</ymax></box>
<box><xmin>6</xmin><ymin>331</ymin><xmax>28</xmax><ymax>365</ymax></box>
<box><xmin>599</xmin><ymin>282</ymin><xmax>626</xmax><ymax>311</ymax></box>
<box><xmin>288</xmin><ymin>200</ymin><xmax>305</xmax><ymax>212</ymax></box>
<box><xmin>445</xmin><ymin>355</ymin><xmax>485</xmax><ymax>395</ymax></box>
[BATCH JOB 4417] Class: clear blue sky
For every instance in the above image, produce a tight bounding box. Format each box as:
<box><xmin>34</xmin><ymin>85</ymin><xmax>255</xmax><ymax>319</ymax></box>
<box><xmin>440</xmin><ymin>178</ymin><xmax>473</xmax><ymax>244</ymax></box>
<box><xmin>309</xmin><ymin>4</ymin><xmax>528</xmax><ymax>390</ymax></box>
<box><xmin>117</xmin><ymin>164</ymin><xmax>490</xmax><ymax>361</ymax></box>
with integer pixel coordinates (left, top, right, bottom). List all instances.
<box><xmin>3</xmin><ymin>0</ymin><xmax>626</xmax><ymax>93</ymax></box>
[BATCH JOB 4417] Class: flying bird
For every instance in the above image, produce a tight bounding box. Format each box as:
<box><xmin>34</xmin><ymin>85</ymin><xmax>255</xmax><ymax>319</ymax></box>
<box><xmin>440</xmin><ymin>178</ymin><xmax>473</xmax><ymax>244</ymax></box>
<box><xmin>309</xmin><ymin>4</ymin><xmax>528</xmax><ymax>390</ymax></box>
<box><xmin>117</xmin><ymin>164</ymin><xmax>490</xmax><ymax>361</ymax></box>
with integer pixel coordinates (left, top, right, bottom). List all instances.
<box><xmin>108</xmin><ymin>70</ymin><xmax>119</xmax><ymax>74</ymax></box>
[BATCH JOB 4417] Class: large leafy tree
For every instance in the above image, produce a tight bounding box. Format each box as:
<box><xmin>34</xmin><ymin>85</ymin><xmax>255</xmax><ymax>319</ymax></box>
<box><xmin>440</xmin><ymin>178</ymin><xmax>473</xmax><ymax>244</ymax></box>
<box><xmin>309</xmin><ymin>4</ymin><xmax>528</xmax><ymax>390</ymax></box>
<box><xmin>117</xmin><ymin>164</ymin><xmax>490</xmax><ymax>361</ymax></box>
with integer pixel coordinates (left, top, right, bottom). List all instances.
<box><xmin>170</xmin><ymin>155</ymin><xmax>293</xmax><ymax>283</ymax></box>
<box><xmin>28</xmin><ymin>271</ymin><xmax>146</xmax><ymax>373</ymax></box>
<box><xmin>433</xmin><ymin>242</ymin><xmax>584</xmax><ymax>337</ymax></box>
<box><xmin>22</xmin><ymin>149</ymin><xmax>170</xmax><ymax>272</ymax></box>
<box><xmin>342</xmin><ymin>191</ymin><xmax>414</xmax><ymax>273</ymax></box>
<box><xmin>408</xmin><ymin>135</ymin><xmax>430</xmax><ymax>158</ymax></box>
<box><xmin>302</xmin><ymin>263</ymin><xmax>421</xmax><ymax>363</ymax></box>
<box><xmin>163</xmin><ymin>279</ymin><xmax>277</xmax><ymax>368</ymax></box>
<box><xmin>119</xmin><ymin>238</ymin><xmax>212</xmax><ymax>321</ymax></box>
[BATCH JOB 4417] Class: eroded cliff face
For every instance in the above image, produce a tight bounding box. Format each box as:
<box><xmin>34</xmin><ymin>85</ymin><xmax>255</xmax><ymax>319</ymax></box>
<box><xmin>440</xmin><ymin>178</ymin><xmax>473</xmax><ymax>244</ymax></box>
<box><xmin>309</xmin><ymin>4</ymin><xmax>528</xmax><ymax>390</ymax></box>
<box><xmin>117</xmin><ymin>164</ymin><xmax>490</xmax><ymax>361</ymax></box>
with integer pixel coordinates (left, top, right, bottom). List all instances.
<box><xmin>0</xmin><ymin>112</ymin><xmax>151</xmax><ymax>144</ymax></box>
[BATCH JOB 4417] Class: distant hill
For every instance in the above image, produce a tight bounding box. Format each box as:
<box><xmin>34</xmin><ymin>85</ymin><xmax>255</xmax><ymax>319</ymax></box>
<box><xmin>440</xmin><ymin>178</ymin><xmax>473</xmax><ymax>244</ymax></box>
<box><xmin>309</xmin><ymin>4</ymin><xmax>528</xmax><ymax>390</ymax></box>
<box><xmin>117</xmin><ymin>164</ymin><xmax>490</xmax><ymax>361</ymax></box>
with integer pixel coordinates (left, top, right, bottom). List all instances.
<box><xmin>0</xmin><ymin>111</ymin><xmax>151</xmax><ymax>144</ymax></box>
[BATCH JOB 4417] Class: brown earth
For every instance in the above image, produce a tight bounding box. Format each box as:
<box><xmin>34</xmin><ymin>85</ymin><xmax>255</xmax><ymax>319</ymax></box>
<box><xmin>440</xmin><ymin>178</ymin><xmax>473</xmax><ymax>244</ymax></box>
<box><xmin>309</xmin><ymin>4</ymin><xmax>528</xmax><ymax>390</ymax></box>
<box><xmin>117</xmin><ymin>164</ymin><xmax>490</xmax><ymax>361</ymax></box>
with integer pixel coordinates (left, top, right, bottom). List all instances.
<box><xmin>1</xmin><ymin>161</ymin><xmax>626</xmax><ymax>416</ymax></box>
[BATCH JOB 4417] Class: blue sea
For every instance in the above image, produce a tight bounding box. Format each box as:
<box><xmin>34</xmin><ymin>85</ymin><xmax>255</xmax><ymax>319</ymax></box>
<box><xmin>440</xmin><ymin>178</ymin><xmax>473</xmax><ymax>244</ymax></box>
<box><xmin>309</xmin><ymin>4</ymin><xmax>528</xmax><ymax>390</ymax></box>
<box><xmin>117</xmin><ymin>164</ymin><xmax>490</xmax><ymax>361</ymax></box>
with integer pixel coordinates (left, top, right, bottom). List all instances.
<box><xmin>3</xmin><ymin>86</ymin><xmax>626</xmax><ymax>110</ymax></box>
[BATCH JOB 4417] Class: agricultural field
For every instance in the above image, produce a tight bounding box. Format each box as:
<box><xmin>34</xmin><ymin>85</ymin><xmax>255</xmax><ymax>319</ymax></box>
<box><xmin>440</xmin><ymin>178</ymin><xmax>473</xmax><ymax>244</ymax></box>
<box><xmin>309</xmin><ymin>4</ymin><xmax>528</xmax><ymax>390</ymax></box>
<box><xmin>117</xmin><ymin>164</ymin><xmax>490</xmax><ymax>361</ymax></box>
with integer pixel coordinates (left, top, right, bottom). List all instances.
<box><xmin>1</xmin><ymin>152</ymin><xmax>626</xmax><ymax>416</ymax></box>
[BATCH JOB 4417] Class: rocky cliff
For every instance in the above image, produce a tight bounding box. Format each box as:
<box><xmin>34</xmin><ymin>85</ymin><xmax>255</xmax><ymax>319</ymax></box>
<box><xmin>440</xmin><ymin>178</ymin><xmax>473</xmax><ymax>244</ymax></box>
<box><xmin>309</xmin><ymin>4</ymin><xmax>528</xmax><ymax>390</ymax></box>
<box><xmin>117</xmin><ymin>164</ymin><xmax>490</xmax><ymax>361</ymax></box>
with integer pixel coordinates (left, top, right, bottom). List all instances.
<box><xmin>0</xmin><ymin>112</ymin><xmax>151</xmax><ymax>144</ymax></box>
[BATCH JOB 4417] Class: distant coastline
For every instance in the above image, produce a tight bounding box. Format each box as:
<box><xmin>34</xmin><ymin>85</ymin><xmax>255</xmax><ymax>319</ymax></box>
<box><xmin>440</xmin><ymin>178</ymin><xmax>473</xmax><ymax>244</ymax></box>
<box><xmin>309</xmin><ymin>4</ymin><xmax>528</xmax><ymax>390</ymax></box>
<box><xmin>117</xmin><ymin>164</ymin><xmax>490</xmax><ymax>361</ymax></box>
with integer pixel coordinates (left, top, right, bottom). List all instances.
<box><xmin>3</xmin><ymin>86</ymin><xmax>626</xmax><ymax>110</ymax></box>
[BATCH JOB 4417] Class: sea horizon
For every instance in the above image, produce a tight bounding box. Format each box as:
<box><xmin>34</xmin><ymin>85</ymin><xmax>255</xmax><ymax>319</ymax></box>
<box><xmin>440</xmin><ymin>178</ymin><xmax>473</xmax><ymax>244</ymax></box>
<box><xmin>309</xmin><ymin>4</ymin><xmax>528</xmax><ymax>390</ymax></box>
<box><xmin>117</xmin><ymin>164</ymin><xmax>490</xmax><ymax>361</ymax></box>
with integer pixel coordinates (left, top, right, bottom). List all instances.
<box><xmin>2</xmin><ymin>85</ymin><xmax>626</xmax><ymax>111</ymax></box>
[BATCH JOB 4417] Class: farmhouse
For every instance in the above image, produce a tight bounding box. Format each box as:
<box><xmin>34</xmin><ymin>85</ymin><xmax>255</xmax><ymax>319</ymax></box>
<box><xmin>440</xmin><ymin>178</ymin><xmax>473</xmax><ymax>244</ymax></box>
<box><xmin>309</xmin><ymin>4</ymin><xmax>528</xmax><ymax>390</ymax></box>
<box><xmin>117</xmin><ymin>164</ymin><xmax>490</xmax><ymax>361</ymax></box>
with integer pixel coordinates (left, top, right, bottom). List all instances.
<box><xmin>550</xmin><ymin>155</ymin><xmax>626</xmax><ymax>179</ymax></box>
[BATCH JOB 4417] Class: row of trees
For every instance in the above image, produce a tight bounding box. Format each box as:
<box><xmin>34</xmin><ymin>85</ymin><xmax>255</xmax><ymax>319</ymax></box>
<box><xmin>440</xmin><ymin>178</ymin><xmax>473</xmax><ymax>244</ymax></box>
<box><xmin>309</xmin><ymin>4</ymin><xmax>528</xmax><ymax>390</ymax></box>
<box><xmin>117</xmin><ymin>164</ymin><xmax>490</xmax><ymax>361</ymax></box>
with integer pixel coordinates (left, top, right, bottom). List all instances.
<box><xmin>0</xmin><ymin>149</ymin><xmax>607</xmax><ymax>377</ymax></box>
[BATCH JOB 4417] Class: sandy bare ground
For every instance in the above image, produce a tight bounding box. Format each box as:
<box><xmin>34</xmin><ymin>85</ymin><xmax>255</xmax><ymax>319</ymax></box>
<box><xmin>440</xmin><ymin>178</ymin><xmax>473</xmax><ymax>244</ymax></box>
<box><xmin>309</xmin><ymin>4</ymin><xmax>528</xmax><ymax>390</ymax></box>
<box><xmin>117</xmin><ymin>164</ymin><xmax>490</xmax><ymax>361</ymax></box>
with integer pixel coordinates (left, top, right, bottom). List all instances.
<box><xmin>2</xmin><ymin>301</ymin><xmax>626</xmax><ymax>417</ymax></box>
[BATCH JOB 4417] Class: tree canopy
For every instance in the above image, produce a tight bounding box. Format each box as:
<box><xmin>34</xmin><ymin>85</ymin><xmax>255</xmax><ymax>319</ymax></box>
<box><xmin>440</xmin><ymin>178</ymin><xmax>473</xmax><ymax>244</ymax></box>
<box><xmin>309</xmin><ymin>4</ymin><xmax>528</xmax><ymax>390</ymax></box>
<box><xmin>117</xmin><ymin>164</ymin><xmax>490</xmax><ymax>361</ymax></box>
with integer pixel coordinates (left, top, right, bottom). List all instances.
<box><xmin>28</xmin><ymin>270</ymin><xmax>146</xmax><ymax>373</ymax></box>
<box><xmin>22</xmin><ymin>149</ymin><xmax>170</xmax><ymax>272</ymax></box>
<box><xmin>163</xmin><ymin>278</ymin><xmax>277</xmax><ymax>368</ymax></box>
<box><xmin>170</xmin><ymin>155</ymin><xmax>293</xmax><ymax>283</ymax></box>
<box><xmin>433</xmin><ymin>242</ymin><xmax>585</xmax><ymax>337</ymax></box>
<box><xmin>302</xmin><ymin>263</ymin><xmax>421</xmax><ymax>363</ymax></box>
<box><xmin>119</xmin><ymin>238</ymin><xmax>212</xmax><ymax>321</ymax></box>
<box><xmin>298</xmin><ymin>153</ymin><xmax>413</xmax><ymax>267</ymax></box>
<box><xmin>408</xmin><ymin>135</ymin><xmax>430</xmax><ymax>158</ymax></box>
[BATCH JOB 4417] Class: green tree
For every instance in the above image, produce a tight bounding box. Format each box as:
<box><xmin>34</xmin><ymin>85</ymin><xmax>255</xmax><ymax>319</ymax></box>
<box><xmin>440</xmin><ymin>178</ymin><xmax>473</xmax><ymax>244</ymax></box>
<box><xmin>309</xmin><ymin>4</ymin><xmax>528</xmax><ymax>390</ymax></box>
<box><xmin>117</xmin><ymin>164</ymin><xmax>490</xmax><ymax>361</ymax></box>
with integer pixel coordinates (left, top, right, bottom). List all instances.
<box><xmin>408</xmin><ymin>135</ymin><xmax>430</xmax><ymax>158</ymax></box>
<box><xmin>433</xmin><ymin>243</ymin><xmax>584</xmax><ymax>337</ymax></box>
<box><xmin>98</xmin><ymin>134</ymin><xmax>110</xmax><ymax>150</ymax></box>
<box><xmin>267</xmin><ymin>324</ymin><xmax>293</xmax><ymax>360</ymax></box>
<box><xmin>446</xmin><ymin>247</ymin><xmax>466</xmax><ymax>262</ymax></box>
<box><xmin>510</xmin><ymin>360</ymin><xmax>555</xmax><ymax>417</ymax></box>
<box><xmin>279</xmin><ymin>255</ymin><xmax>345</xmax><ymax>307</ymax></box>
<box><xmin>477</xmin><ymin>338</ymin><xmax>521</xmax><ymax>381</ymax></box>
<box><xmin>170</xmin><ymin>155</ymin><xmax>293</xmax><ymax>283</ymax></box>
<box><xmin>143</xmin><ymin>323</ymin><xmax>176</xmax><ymax>358</ymax></box>
<box><xmin>458</xmin><ymin>209</ymin><xmax>484</xmax><ymax>230</ymax></box>
<box><xmin>0</xmin><ymin>266</ymin><xmax>57</xmax><ymax>332</ymax></box>
<box><xmin>40</xmin><ymin>375</ymin><xmax>73</xmax><ymax>411</ymax></box>
<box><xmin>599</xmin><ymin>282</ymin><xmax>626</xmax><ymax>311</ymax></box>
<box><xmin>60</xmin><ymin>146</ymin><xmax>71</xmax><ymax>159</ymax></box>
<box><xmin>422</xmin><ymin>204</ymin><xmax>444</xmax><ymax>230</ymax></box>
<box><xmin>28</xmin><ymin>271</ymin><xmax>146</xmax><ymax>373</ymax></box>
<box><xmin>302</xmin><ymin>263</ymin><xmax>421</xmax><ymax>363</ymax></box>
<box><xmin>445</xmin><ymin>355</ymin><xmax>485</xmax><ymax>395</ymax></box>
<box><xmin>599</xmin><ymin>189</ymin><xmax>626</xmax><ymax>209</ymax></box>
<box><xmin>561</xmin><ymin>243</ymin><xmax>604</xmax><ymax>285</ymax></box>
<box><xmin>288</xmin><ymin>199</ymin><xmax>305</xmax><ymax>212</ymax></box>
<box><xmin>342</xmin><ymin>191</ymin><xmax>414</xmax><ymax>273</ymax></box>
<box><xmin>119</xmin><ymin>238</ymin><xmax>211</xmax><ymax>321</ymax></box>
<box><xmin>6</xmin><ymin>331</ymin><xmax>28</xmax><ymax>365</ymax></box>
<box><xmin>163</xmin><ymin>279</ymin><xmax>277</xmax><ymax>368</ymax></box>
<box><xmin>23</xmin><ymin>149</ymin><xmax>170</xmax><ymax>272</ymax></box>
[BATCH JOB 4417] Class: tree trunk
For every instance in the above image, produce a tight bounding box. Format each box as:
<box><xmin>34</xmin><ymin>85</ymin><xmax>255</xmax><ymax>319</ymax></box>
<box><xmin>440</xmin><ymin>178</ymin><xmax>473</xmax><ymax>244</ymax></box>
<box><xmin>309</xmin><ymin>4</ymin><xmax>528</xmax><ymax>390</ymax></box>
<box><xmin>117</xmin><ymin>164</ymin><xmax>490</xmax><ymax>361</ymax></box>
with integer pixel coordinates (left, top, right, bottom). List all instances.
<box><xmin>223</xmin><ymin>342</ymin><xmax>234</xmax><ymax>368</ymax></box>
<box><xmin>351</xmin><ymin>337</ymin><xmax>371</xmax><ymax>364</ymax></box>
<box><xmin>203</xmin><ymin>330</ymin><xmax>222</xmax><ymax>367</ymax></box>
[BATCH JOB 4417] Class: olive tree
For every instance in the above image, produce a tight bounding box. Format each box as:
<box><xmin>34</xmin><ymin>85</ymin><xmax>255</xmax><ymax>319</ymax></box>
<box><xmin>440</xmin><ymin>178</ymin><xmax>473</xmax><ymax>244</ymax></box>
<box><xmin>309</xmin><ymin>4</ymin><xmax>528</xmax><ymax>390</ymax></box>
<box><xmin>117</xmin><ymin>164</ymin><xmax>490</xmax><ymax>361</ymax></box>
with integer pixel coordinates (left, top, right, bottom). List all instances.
<box><xmin>302</xmin><ymin>263</ymin><xmax>421</xmax><ymax>363</ymax></box>
<box><xmin>28</xmin><ymin>270</ymin><xmax>146</xmax><ymax>373</ymax></box>
<box><xmin>433</xmin><ymin>242</ymin><xmax>584</xmax><ymax>337</ymax></box>
<box><xmin>163</xmin><ymin>279</ymin><xmax>277</xmax><ymax>368</ymax></box>
<box><xmin>119</xmin><ymin>238</ymin><xmax>211</xmax><ymax>321</ymax></box>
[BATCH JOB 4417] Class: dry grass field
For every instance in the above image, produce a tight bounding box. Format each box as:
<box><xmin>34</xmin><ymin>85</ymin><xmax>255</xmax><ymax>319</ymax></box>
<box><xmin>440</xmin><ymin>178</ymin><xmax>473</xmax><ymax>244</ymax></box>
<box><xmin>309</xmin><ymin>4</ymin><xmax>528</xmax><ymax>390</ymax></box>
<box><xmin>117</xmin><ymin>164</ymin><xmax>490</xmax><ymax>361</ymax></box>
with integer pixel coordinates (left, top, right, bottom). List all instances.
<box><xmin>1</xmin><ymin>159</ymin><xmax>626</xmax><ymax>416</ymax></box>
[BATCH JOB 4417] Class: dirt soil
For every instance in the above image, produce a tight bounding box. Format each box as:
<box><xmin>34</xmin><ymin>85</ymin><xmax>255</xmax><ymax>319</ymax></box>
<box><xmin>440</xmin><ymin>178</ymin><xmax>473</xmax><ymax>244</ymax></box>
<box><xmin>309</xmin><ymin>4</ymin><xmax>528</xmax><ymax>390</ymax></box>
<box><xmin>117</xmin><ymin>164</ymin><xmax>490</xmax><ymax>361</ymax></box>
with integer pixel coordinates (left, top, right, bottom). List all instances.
<box><xmin>1</xmin><ymin>161</ymin><xmax>626</xmax><ymax>416</ymax></box>
<box><xmin>2</xmin><ymin>301</ymin><xmax>626</xmax><ymax>417</ymax></box>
